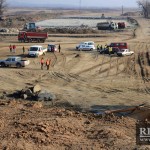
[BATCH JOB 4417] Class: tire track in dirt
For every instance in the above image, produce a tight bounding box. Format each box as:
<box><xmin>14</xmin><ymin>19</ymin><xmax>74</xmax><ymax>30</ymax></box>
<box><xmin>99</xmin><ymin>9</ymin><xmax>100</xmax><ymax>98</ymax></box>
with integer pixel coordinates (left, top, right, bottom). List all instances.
<box><xmin>51</xmin><ymin>52</ymin><xmax>57</xmax><ymax>67</ymax></box>
<box><xmin>98</xmin><ymin>57</ymin><xmax>124</xmax><ymax>78</ymax></box>
<box><xmin>60</xmin><ymin>52</ymin><xmax>66</xmax><ymax>69</ymax></box>
<box><xmin>92</xmin><ymin>51</ymin><xmax>99</xmax><ymax>61</ymax></box>
<box><xmin>76</xmin><ymin>55</ymin><xmax>117</xmax><ymax>76</ymax></box>
<box><xmin>64</xmin><ymin>52</ymin><xmax>81</xmax><ymax>73</ymax></box>
<box><xmin>106</xmin><ymin>56</ymin><xmax>112</xmax><ymax>77</ymax></box>
<box><xmin>137</xmin><ymin>52</ymin><xmax>150</xmax><ymax>94</ymax></box>
<box><xmin>96</xmin><ymin>56</ymin><xmax>123</xmax><ymax>78</ymax></box>
<box><xmin>98</xmin><ymin>54</ymin><xmax>106</xmax><ymax>74</ymax></box>
<box><xmin>133</xmin><ymin>47</ymin><xmax>148</xmax><ymax>93</ymax></box>
<box><xmin>125</xmin><ymin>42</ymin><xmax>150</xmax><ymax>94</ymax></box>
<box><xmin>89</xmin><ymin>55</ymin><xmax>124</xmax><ymax>79</ymax></box>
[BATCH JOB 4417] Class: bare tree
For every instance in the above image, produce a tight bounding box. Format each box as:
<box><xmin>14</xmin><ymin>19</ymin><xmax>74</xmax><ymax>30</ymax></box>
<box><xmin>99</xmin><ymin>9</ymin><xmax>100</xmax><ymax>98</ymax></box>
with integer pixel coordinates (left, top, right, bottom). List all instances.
<box><xmin>0</xmin><ymin>0</ymin><xmax>7</xmax><ymax>16</ymax></box>
<box><xmin>137</xmin><ymin>0</ymin><xmax>150</xmax><ymax>18</ymax></box>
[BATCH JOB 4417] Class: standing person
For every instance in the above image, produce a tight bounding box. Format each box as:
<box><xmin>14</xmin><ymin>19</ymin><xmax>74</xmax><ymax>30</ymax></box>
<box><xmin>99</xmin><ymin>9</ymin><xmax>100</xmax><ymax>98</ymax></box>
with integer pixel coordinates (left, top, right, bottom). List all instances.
<box><xmin>40</xmin><ymin>57</ymin><xmax>44</xmax><ymax>70</ymax></box>
<box><xmin>46</xmin><ymin>59</ymin><xmax>51</xmax><ymax>70</ymax></box>
<box><xmin>9</xmin><ymin>44</ymin><xmax>12</xmax><ymax>53</ymax></box>
<box><xmin>22</xmin><ymin>46</ymin><xmax>25</xmax><ymax>55</ymax></box>
<box><xmin>58</xmin><ymin>44</ymin><xmax>61</xmax><ymax>53</ymax></box>
<box><xmin>97</xmin><ymin>44</ymin><xmax>100</xmax><ymax>51</ymax></box>
<box><xmin>13</xmin><ymin>45</ymin><xmax>16</xmax><ymax>53</ymax></box>
<box><xmin>109</xmin><ymin>47</ymin><xmax>112</xmax><ymax>55</ymax></box>
<box><xmin>100</xmin><ymin>45</ymin><xmax>103</xmax><ymax>50</ymax></box>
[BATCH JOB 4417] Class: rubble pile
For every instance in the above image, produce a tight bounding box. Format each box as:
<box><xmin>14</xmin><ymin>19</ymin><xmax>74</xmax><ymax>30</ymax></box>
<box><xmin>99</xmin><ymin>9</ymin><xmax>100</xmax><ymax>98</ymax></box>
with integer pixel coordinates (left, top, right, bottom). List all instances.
<box><xmin>10</xmin><ymin>84</ymin><xmax>56</xmax><ymax>102</ymax></box>
<box><xmin>43</xmin><ymin>26</ymin><xmax>98</xmax><ymax>34</ymax></box>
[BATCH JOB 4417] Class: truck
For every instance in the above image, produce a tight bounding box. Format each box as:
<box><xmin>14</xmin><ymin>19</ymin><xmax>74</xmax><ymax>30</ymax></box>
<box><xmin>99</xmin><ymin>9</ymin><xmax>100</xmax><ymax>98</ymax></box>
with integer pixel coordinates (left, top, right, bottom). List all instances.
<box><xmin>18</xmin><ymin>31</ymin><xmax>48</xmax><ymax>43</ymax></box>
<box><xmin>97</xmin><ymin>22</ymin><xmax>118</xmax><ymax>30</ymax></box>
<box><xmin>117</xmin><ymin>49</ymin><xmax>134</xmax><ymax>56</ymax></box>
<box><xmin>0</xmin><ymin>56</ymin><xmax>30</xmax><ymax>68</ymax></box>
<box><xmin>28</xmin><ymin>45</ymin><xmax>47</xmax><ymax>57</ymax></box>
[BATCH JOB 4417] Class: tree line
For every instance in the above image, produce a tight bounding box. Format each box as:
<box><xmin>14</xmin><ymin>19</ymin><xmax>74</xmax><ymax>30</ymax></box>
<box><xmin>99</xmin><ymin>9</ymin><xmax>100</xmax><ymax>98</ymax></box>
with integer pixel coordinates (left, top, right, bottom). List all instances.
<box><xmin>137</xmin><ymin>0</ymin><xmax>150</xmax><ymax>18</ymax></box>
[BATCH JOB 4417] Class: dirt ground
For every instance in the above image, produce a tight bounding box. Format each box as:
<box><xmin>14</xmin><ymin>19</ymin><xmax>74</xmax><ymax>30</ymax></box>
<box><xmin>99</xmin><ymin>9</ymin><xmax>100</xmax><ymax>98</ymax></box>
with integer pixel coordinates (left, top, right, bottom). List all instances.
<box><xmin>0</xmin><ymin>9</ymin><xmax>150</xmax><ymax>150</ymax></box>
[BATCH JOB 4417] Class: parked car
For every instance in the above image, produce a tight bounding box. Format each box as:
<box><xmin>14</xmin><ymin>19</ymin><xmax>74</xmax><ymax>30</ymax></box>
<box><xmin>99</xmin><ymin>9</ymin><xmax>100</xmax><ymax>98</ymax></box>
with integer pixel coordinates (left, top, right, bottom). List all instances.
<box><xmin>28</xmin><ymin>45</ymin><xmax>47</xmax><ymax>57</ymax></box>
<box><xmin>78</xmin><ymin>44</ymin><xmax>96</xmax><ymax>51</ymax></box>
<box><xmin>0</xmin><ymin>56</ymin><xmax>30</xmax><ymax>68</ymax></box>
<box><xmin>76</xmin><ymin>41</ymin><xmax>95</xmax><ymax>50</ymax></box>
<box><xmin>47</xmin><ymin>44</ymin><xmax>57</xmax><ymax>52</ymax></box>
<box><xmin>100</xmin><ymin>47</ymin><xmax>120</xmax><ymax>54</ymax></box>
<box><xmin>117</xmin><ymin>49</ymin><xmax>134</xmax><ymax>56</ymax></box>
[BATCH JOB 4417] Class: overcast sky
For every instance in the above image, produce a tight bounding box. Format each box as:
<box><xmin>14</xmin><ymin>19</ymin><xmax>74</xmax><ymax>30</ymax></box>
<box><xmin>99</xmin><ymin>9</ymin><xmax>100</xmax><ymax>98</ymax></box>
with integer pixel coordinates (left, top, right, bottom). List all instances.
<box><xmin>8</xmin><ymin>0</ymin><xmax>138</xmax><ymax>7</ymax></box>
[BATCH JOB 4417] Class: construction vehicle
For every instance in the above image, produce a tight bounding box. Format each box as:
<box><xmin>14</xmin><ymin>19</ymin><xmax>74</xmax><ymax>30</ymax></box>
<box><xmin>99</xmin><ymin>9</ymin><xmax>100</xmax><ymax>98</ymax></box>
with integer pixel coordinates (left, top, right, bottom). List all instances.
<box><xmin>18</xmin><ymin>31</ymin><xmax>48</xmax><ymax>43</ymax></box>
<box><xmin>24</xmin><ymin>22</ymin><xmax>36</xmax><ymax>30</ymax></box>
<box><xmin>97</xmin><ymin>22</ymin><xmax>118</xmax><ymax>30</ymax></box>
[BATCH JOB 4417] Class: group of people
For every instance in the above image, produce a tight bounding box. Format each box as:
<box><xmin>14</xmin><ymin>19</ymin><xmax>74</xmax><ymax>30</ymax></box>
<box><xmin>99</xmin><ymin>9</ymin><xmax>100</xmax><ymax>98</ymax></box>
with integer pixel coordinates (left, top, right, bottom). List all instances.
<box><xmin>9</xmin><ymin>45</ymin><xmax>25</xmax><ymax>54</ymax></box>
<box><xmin>9</xmin><ymin>44</ymin><xmax>61</xmax><ymax>54</ymax></box>
<box><xmin>9</xmin><ymin>44</ymin><xmax>16</xmax><ymax>53</ymax></box>
<box><xmin>97</xmin><ymin>44</ymin><xmax>103</xmax><ymax>51</ymax></box>
<box><xmin>97</xmin><ymin>43</ymin><xmax>113</xmax><ymax>55</ymax></box>
<box><xmin>40</xmin><ymin>57</ymin><xmax>51</xmax><ymax>70</ymax></box>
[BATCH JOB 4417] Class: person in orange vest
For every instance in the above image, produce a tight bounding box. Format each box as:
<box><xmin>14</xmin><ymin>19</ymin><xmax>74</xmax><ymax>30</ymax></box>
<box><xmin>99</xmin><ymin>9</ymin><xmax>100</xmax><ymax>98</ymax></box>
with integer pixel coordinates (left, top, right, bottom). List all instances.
<box><xmin>46</xmin><ymin>59</ymin><xmax>51</xmax><ymax>70</ymax></box>
<box><xmin>40</xmin><ymin>57</ymin><xmax>44</xmax><ymax>70</ymax></box>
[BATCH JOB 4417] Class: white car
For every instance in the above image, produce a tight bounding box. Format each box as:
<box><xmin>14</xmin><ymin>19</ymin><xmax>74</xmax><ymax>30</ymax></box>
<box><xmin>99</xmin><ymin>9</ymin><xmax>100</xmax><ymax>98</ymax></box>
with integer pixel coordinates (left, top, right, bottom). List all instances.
<box><xmin>117</xmin><ymin>49</ymin><xmax>134</xmax><ymax>56</ymax></box>
<box><xmin>76</xmin><ymin>41</ymin><xmax>95</xmax><ymax>49</ymax></box>
<box><xmin>28</xmin><ymin>45</ymin><xmax>47</xmax><ymax>57</ymax></box>
<box><xmin>78</xmin><ymin>44</ymin><xmax>96</xmax><ymax>51</ymax></box>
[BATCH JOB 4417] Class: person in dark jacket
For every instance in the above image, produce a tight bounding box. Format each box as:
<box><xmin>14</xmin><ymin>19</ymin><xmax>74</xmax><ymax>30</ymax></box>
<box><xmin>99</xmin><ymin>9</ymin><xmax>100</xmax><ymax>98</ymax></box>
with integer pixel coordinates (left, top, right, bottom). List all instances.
<box><xmin>58</xmin><ymin>44</ymin><xmax>61</xmax><ymax>53</ymax></box>
<box><xmin>9</xmin><ymin>44</ymin><xmax>12</xmax><ymax>53</ymax></box>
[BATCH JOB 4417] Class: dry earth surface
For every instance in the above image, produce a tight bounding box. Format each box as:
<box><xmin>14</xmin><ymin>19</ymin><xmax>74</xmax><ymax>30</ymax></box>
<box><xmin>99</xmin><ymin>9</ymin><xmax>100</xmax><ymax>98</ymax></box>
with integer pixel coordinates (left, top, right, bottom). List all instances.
<box><xmin>0</xmin><ymin>8</ymin><xmax>150</xmax><ymax>150</ymax></box>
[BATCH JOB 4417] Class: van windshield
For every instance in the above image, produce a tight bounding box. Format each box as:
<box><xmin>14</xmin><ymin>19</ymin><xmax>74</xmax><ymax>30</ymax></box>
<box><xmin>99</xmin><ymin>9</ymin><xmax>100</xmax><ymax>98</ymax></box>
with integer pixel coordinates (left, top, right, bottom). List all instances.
<box><xmin>30</xmin><ymin>47</ymin><xmax>38</xmax><ymax>51</ymax></box>
<box><xmin>88</xmin><ymin>43</ymin><xmax>94</xmax><ymax>45</ymax></box>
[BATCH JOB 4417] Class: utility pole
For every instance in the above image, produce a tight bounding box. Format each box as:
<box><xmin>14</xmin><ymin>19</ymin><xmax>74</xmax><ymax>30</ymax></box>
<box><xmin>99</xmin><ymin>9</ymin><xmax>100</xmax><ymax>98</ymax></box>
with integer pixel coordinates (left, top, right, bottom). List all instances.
<box><xmin>79</xmin><ymin>0</ymin><xmax>81</xmax><ymax>13</ymax></box>
<box><xmin>122</xmin><ymin>5</ymin><xmax>124</xmax><ymax>15</ymax></box>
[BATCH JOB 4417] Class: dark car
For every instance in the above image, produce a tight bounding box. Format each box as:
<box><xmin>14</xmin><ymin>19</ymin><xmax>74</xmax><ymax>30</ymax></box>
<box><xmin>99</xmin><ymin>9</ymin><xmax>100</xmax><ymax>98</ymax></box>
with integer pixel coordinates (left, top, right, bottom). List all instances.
<box><xmin>100</xmin><ymin>47</ymin><xmax>120</xmax><ymax>54</ymax></box>
<box><xmin>47</xmin><ymin>44</ymin><xmax>57</xmax><ymax>52</ymax></box>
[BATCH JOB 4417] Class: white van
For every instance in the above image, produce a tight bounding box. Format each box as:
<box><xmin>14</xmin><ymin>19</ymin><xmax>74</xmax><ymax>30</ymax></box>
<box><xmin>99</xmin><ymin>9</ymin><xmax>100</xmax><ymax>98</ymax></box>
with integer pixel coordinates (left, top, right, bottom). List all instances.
<box><xmin>76</xmin><ymin>41</ymin><xmax>95</xmax><ymax>50</ymax></box>
<box><xmin>78</xmin><ymin>44</ymin><xmax>96</xmax><ymax>51</ymax></box>
<box><xmin>28</xmin><ymin>45</ymin><xmax>47</xmax><ymax>57</ymax></box>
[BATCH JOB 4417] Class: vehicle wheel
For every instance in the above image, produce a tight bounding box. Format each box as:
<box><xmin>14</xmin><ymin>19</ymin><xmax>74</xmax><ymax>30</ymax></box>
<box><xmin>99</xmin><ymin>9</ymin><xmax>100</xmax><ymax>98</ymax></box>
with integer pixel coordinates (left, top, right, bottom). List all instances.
<box><xmin>90</xmin><ymin>49</ymin><xmax>93</xmax><ymax>51</ymax></box>
<box><xmin>0</xmin><ymin>62</ymin><xmax>5</xmax><ymax>67</ymax></box>
<box><xmin>16</xmin><ymin>63</ymin><xmax>22</xmax><ymax>68</ymax></box>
